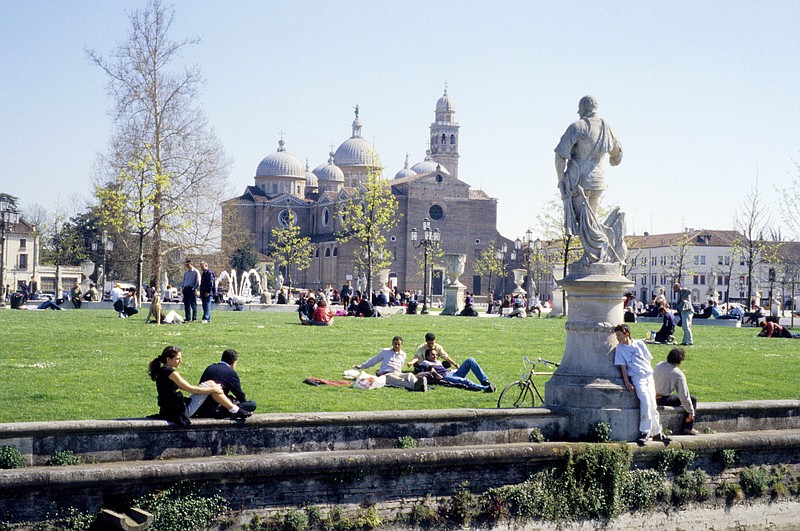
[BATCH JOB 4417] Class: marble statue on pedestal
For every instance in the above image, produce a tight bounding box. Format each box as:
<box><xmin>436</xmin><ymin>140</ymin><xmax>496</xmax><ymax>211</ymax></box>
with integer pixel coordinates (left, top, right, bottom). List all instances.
<box><xmin>554</xmin><ymin>95</ymin><xmax>626</xmax><ymax>268</ymax></box>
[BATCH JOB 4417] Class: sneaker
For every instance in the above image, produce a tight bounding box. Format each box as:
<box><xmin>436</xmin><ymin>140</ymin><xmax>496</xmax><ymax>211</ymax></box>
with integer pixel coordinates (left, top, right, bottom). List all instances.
<box><xmin>637</xmin><ymin>433</ymin><xmax>651</xmax><ymax>446</ymax></box>
<box><xmin>683</xmin><ymin>428</ymin><xmax>699</xmax><ymax>436</ymax></box>
<box><xmin>201</xmin><ymin>319</ymin><xmax>209</xmax><ymax>324</ymax></box>
<box><xmin>653</xmin><ymin>433</ymin><xmax>672</xmax><ymax>444</ymax></box>
<box><xmin>483</xmin><ymin>382</ymin><xmax>497</xmax><ymax>393</ymax></box>
<box><xmin>414</xmin><ymin>378</ymin><xmax>428</xmax><ymax>392</ymax></box>
<box><xmin>230</xmin><ymin>408</ymin><xmax>252</xmax><ymax>419</ymax></box>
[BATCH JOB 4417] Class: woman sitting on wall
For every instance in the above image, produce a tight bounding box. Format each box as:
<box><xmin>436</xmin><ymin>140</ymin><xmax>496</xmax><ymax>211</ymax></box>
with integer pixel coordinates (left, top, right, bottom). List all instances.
<box><xmin>148</xmin><ymin>346</ymin><xmax>252</xmax><ymax>427</ymax></box>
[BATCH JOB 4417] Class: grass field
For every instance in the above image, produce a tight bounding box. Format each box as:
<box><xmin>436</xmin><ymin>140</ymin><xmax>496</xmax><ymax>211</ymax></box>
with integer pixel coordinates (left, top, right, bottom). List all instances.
<box><xmin>1</xmin><ymin>309</ymin><xmax>799</xmax><ymax>423</ymax></box>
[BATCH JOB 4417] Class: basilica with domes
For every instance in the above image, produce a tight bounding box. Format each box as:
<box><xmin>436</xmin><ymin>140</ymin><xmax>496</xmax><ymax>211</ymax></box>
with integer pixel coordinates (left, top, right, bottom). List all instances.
<box><xmin>221</xmin><ymin>90</ymin><xmax>510</xmax><ymax>295</ymax></box>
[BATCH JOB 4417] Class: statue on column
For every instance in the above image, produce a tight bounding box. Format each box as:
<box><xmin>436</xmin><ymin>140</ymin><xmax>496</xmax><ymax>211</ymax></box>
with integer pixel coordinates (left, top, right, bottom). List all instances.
<box><xmin>554</xmin><ymin>95</ymin><xmax>627</xmax><ymax>269</ymax></box>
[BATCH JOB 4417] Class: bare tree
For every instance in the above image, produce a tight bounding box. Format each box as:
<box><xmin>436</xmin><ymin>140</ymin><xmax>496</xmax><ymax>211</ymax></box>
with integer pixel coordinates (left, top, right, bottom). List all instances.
<box><xmin>733</xmin><ymin>187</ymin><xmax>775</xmax><ymax>305</ymax></box>
<box><xmin>536</xmin><ymin>197</ymin><xmax>582</xmax><ymax>313</ymax></box>
<box><xmin>664</xmin><ymin>233</ymin><xmax>695</xmax><ymax>295</ymax></box>
<box><xmin>779</xmin><ymin>160</ymin><xmax>800</xmax><ymax>239</ymax></box>
<box><xmin>87</xmin><ymin>0</ymin><xmax>229</xmax><ymax>292</ymax></box>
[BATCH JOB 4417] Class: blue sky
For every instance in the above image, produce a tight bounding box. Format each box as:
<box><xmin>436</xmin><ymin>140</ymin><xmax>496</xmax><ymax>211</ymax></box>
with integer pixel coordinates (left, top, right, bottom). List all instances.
<box><xmin>1</xmin><ymin>0</ymin><xmax>798</xmax><ymax>241</ymax></box>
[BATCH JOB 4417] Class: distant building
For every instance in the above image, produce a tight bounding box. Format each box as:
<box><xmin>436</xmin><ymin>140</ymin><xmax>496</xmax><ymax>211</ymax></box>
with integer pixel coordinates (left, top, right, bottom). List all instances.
<box><xmin>0</xmin><ymin>218</ymin><xmax>82</xmax><ymax>297</ymax></box>
<box><xmin>221</xmin><ymin>90</ymin><xmax>512</xmax><ymax>295</ymax></box>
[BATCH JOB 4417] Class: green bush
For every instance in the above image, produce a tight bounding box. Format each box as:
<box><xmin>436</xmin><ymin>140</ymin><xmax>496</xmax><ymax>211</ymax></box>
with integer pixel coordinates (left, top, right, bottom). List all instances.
<box><xmin>46</xmin><ymin>450</ymin><xmax>81</xmax><ymax>466</ymax></box>
<box><xmin>284</xmin><ymin>509</ymin><xmax>309</xmax><ymax>531</ymax></box>
<box><xmin>395</xmin><ymin>435</ymin><xmax>418</xmax><ymax>449</ymax></box>
<box><xmin>588</xmin><ymin>421</ymin><xmax>612</xmax><ymax>442</ymax></box>
<box><xmin>403</xmin><ymin>496</ymin><xmax>440</xmax><ymax>527</ymax></box>
<box><xmin>0</xmin><ymin>445</ymin><xmax>24</xmax><ymax>469</ymax></box>
<box><xmin>717</xmin><ymin>449</ymin><xmax>738</xmax><ymax>468</ymax></box>
<box><xmin>716</xmin><ymin>480</ymin><xmax>744</xmax><ymax>504</ymax></box>
<box><xmin>739</xmin><ymin>466</ymin><xmax>769</xmax><ymax>497</ymax></box>
<box><xmin>657</xmin><ymin>448</ymin><xmax>696</xmax><ymax>475</ymax></box>
<box><xmin>133</xmin><ymin>481</ymin><xmax>228</xmax><ymax>531</ymax></box>
<box><xmin>528</xmin><ymin>428</ymin><xmax>546</xmax><ymax>443</ymax></box>
<box><xmin>620</xmin><ymin>469</ymin><xmax>666</xmax><ymax>510</ymax></box>
<box><xmin>671</xmin><ymin>469</ymin><xmax>709</xmax><ymax>505</ymax></box>
<box><xmin>445</xmin><ymin>481</ymin><xmax>476</xmax><ymax>526</ymax></box>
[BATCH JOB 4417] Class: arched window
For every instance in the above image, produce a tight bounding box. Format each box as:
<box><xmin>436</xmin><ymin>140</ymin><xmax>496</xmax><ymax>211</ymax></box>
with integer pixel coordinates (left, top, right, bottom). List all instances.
<box><xmin>314</xmin><ymin>248</ymin><xmax>319</xmax><ymax>258</ymax></box>
<box><xmin>332</xmin><ymin>247</ymin><xmax>338</xmax><ymax>256</ymax></box>
<box><xmin>322</xmin><ymin>207</ymin><xmax>330</xmax><ymax>227</ymax></box>
<box><xmin>450</xmin><ymin>134</ymin><xmax>455</xmax><ymax>145</ymax></box>
<box><xmin>441</xmin><ymin>133</ymin><xmax>446</xmax><ymax>145</ymax></box>
<box><xmin>325</xmin><ymin>248</ymin><xmax>331</xmax><ymax>257</ymax></box>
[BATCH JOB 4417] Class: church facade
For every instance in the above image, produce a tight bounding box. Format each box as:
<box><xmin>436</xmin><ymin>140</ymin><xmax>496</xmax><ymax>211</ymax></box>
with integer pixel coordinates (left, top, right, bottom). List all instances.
<box><xmin>221</xmin><ymin>90</ymin><xmax>511</xmax><ymax>296</ymax></box>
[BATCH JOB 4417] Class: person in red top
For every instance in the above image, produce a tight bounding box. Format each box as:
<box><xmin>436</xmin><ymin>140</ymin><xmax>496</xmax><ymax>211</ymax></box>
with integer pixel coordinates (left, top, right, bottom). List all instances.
<box><xmin>759</xmin><ymin>320</ymin><xmax>793</xmax><ymax>338</ymax></box>
<box><xmin>311</xmin><ymin>298</ymin><xmax>334</xmax><ymax>326</ymax></box>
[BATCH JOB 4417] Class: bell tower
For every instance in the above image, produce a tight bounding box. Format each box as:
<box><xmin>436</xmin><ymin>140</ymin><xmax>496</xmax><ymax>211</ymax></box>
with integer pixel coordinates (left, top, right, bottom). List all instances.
<box><xmin>429</xmin><ymin>86</ymin><xmax>459</xmax><ymax>180</ymax></box>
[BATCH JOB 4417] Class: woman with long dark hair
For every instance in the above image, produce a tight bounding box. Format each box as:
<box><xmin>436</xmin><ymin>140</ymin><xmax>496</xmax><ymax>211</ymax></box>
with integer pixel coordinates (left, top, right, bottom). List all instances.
<box><xmin>148</xmin><ymin>346</ymin><xmax>252</xmax><ymax>426</ymax></box>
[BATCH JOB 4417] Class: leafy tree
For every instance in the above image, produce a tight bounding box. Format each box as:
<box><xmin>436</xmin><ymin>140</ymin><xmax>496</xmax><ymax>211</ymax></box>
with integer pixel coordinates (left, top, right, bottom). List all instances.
<box><xmin>230</xmin><ymin>245</ymin><xmax>258</xmax><ymax>274</ymax></box>
<box><xmin>336</xmin><ymin>173</ymin><xmax>400</xmax><ymax>295</ymax></box>
<box><xmin>473</xmin><ymin>241</ymin><xmax>504</xmax><ymax>297</ymax></box>
<box><xmin>96</xmin><ymin>151</ymin><xmax>168</xmax><ymax>303</ymax></box>
<box><xmin>40</xmin><ymin>211</ymin><xmax>87</xmax><ymax>294</ymax></box>
<box><xmin>88</xmin><ymin>0</ymin><xmax>229</xmax><ymax>295</ymax></box>
<box><xmin>733</xmin><ymin>187</ymin><xmax>777</xmax><ymax>304</ymax></box>
<box><xmin>270</xmin><ymin>210</ymin><xmax>313</xmax><ymax>291</ymax></box>
<box><xmin>536</xmin><ymin>197</ymin><xmax>582</xmax><ymax>313</ymax></box>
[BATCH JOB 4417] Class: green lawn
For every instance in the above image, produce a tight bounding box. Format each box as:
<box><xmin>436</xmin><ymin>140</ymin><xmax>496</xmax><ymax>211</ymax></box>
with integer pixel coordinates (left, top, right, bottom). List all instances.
<box><xmin>1</xmin><ymin>309</ymin><xmax>798</xmax><ymax>423</ymax></box>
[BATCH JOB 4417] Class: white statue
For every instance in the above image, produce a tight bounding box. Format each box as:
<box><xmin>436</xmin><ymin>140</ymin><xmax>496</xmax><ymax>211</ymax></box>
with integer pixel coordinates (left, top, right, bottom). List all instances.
<box><xmin>555</xmin><ymin>95</ymin><xmax>626</xmax><ymax>268</ymax></box>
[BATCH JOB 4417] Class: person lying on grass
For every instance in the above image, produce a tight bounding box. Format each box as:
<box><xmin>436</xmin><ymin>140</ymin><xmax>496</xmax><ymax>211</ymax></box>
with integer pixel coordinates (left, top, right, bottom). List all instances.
<box><xmin>148</xmin><ymin>345</ymin><xmax>252</xmax><ymax>427</ymax></box>
<box><xmin>414</xmin><ymin>348</ymin><xmax>496</xmax><ymax>392</ymax></box>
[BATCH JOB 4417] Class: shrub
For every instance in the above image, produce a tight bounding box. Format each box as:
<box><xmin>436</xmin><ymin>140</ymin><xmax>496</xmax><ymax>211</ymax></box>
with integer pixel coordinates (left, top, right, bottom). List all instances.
<box><xmin>133</xmin><ymin>481</ymin><xmax>228</xmax><ymax>531</ymax></box>
<box><xmin>404</xmin><ymin>495</ymin><xmax>440</xmax><ymax>527</ymax></box>
<box><xmin>445</xmin><ymin>481</ymin><xmax>476</xmax><ymax>526</ymax></box>
<box><xmin>528</xmin><ymin>428</ymin><xmax>546</xmax><ymax>443</ymax></box>
<box><xmin>716</xmin><ymin>480</ymin><xmax>744</xmax><ymax>504</ymax></box>
<box><xmin>284</xmin><ymin>509</ymin><xmax>309</xmax><ymax>531</ymax></box>
<box><xmin>0</xmin><ymin>445</ymin><xmax>24</xmax><ymax>469</ymax></box>
<box><xmin>395</xmin><ymin>435</ymin><xmax>418</xmax><ymax>449</ymax></box>
<box><xmin>620</xmin><ymin>469</ymin><xmax>666</xmax><ymax>511</ymax></box>
<box><xmin>588</xmin><ymin>421</ymin><xmax>612</xmax><ymax>442</ymax></box>
<box><xmin>657</xmin><ymin>448</ymin><xmax>696</xmax><ymax>475</ymax></box>
<box><xmin>717</xmin><ymin>449</ymin><xmax>738</xmax><ymax>468</ymax></box>
<box><xmin>46</xmin><ymin>450</ymin><xmax>81</xmax><ymax>467</ymax></box>
<box><xmin>739</xmin><ymin>466</ymin><xmax>769</xmax><ymax>497</ymax></box>
<box><xmin>671</xmin><ymin>469</ymin><xmax>709</xmax><ymax>505</ymax></box>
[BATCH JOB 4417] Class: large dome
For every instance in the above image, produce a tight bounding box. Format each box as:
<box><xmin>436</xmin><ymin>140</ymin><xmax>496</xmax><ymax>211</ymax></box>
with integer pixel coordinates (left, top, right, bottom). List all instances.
<box><xmin>304</xmin><ymin>160</ymin><xmax>318</xmax><ymax>188</ymax></box>
<box><xmin>256</xmin><ymin>140</ymin><xmax>305</xmax><ymax>178</ymax></box>
<box><xmin>334</xmin><ymin>137</ymin><xmax>379</xmax><ymax>168</ymax></box>
<box><xmin>411</xmin><ymin>150</ymin><xmax>450</xmax><ymax>176</ymax></box>
<box><xmin>313</xmin><ymin>152</ymin><xmax>345</xmax><ymax>182</ymax></box>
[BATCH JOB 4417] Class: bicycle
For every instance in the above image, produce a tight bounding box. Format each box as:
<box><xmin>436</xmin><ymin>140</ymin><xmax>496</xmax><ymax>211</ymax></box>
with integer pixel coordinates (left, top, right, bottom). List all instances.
<box><xmin>497</xmin><ymin>356</ymin><xmax>560</xmax><ymax>408</ymax></box>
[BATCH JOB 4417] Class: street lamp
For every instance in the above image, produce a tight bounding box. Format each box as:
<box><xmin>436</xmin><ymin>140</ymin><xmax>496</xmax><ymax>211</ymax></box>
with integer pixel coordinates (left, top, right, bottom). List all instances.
<box><xmin>91</xmin><ymin>232</ymin><xmax>113</xmax><ymax>293</ymax></box>
<box><xmin>0</xmin><ymin>201</ymin><xmax>21</xmax><ymax>307</ymax></box>
<box><xmin>495</xmin><ymin>242</ymin><xmax>509</xmax><ymax>297</ymax></box>
<box><xmin>410</xmin><ymin>217</ymin><xmax>440</xmax><ymax>314</ymax></box>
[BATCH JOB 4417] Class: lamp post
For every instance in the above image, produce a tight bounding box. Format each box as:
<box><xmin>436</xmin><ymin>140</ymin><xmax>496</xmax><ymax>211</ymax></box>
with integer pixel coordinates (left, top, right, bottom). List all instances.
<box><xmin>0</xmin><ymin>201</ymin><xmax>21</xmax><ymax>307</ymax></box>
<box><xmin>91</xmin><ymin>232</ymin><xmax>113</xmax><ymax>294</ymax></box>
<box><xmin>410</xmin><ymin>217</ymin><xmax>440</xmax><ymax>314</ymax></box>
<box><xmin>495</xmin><ymin>242</ymin><xmax>509</xmax><ymax>297</ymax></box>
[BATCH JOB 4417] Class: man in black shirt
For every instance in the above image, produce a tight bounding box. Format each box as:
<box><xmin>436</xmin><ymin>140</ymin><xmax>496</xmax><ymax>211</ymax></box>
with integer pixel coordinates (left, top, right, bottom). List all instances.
<box><xmin>194</xmin><ymin>349</ymin><xmax>257</xmax><ymax>418</ymax></box>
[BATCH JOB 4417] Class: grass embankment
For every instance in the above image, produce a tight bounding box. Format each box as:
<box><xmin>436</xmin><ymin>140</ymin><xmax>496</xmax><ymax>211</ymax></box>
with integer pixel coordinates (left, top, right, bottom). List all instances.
<box><xmin>1</xmin><ymin>309</ymin><xmax>798</xmax><ymax>423</ymax></box>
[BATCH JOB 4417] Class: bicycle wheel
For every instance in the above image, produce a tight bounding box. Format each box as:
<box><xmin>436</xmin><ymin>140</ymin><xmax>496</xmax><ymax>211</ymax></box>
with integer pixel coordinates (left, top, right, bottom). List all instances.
<box><xmin>497</xmin><ymin>381</ymin><xmax>535</xmax><ymax>408</ymax></box>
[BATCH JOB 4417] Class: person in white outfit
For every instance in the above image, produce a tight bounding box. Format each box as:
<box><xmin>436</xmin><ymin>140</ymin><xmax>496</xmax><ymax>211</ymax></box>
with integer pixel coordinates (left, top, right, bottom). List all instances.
<box><xmin>613</xmin><ymin>323</ymin><xmax>670</xmax><ymax>446</ymax></box>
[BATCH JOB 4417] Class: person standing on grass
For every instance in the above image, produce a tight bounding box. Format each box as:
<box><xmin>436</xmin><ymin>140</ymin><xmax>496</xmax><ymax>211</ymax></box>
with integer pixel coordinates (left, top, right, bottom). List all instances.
<box><xmin>613</xmin><ymin>323</ymin><xmax>670</xmax><ymax>446</ymax></box>
<box><xmin>182</xmin><ymin>259</ymin><xmax>200</xmax><ymax>322</ymax></box>
<box><xmin>148</xmin><ymin>345</ymin><xmax>252</xmax><ymax>427</ymax></box>
<box><xmin>354</xmin><ymin>336</ymin><xmax>427</xmax><ymax>392</ymax></box>
<box><xmin>199</xmin><ymin>261</ymin><xmax>216</xmax><ymax>323</ymax></box>
<box><xmin>654</xmin><ymin>347</ymin><xmax>698</xmax><ymax>435</ymax></box>
<box><xmin>673</xmin><ymin>282</ymin><xmax>694</xmax><ymax>345</ymax></box>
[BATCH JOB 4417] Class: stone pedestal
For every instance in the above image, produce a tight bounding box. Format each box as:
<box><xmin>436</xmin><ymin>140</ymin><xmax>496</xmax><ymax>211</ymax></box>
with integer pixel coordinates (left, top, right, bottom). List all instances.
<box><xmin>441</xmin><ymin>254</ymin><xmax>466</xmax><ymax>316</ymax></box>
<box><xmin>544</xmin><ymin>263</ymin><xmax>640</xmax><ymax>441</ymax></box>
